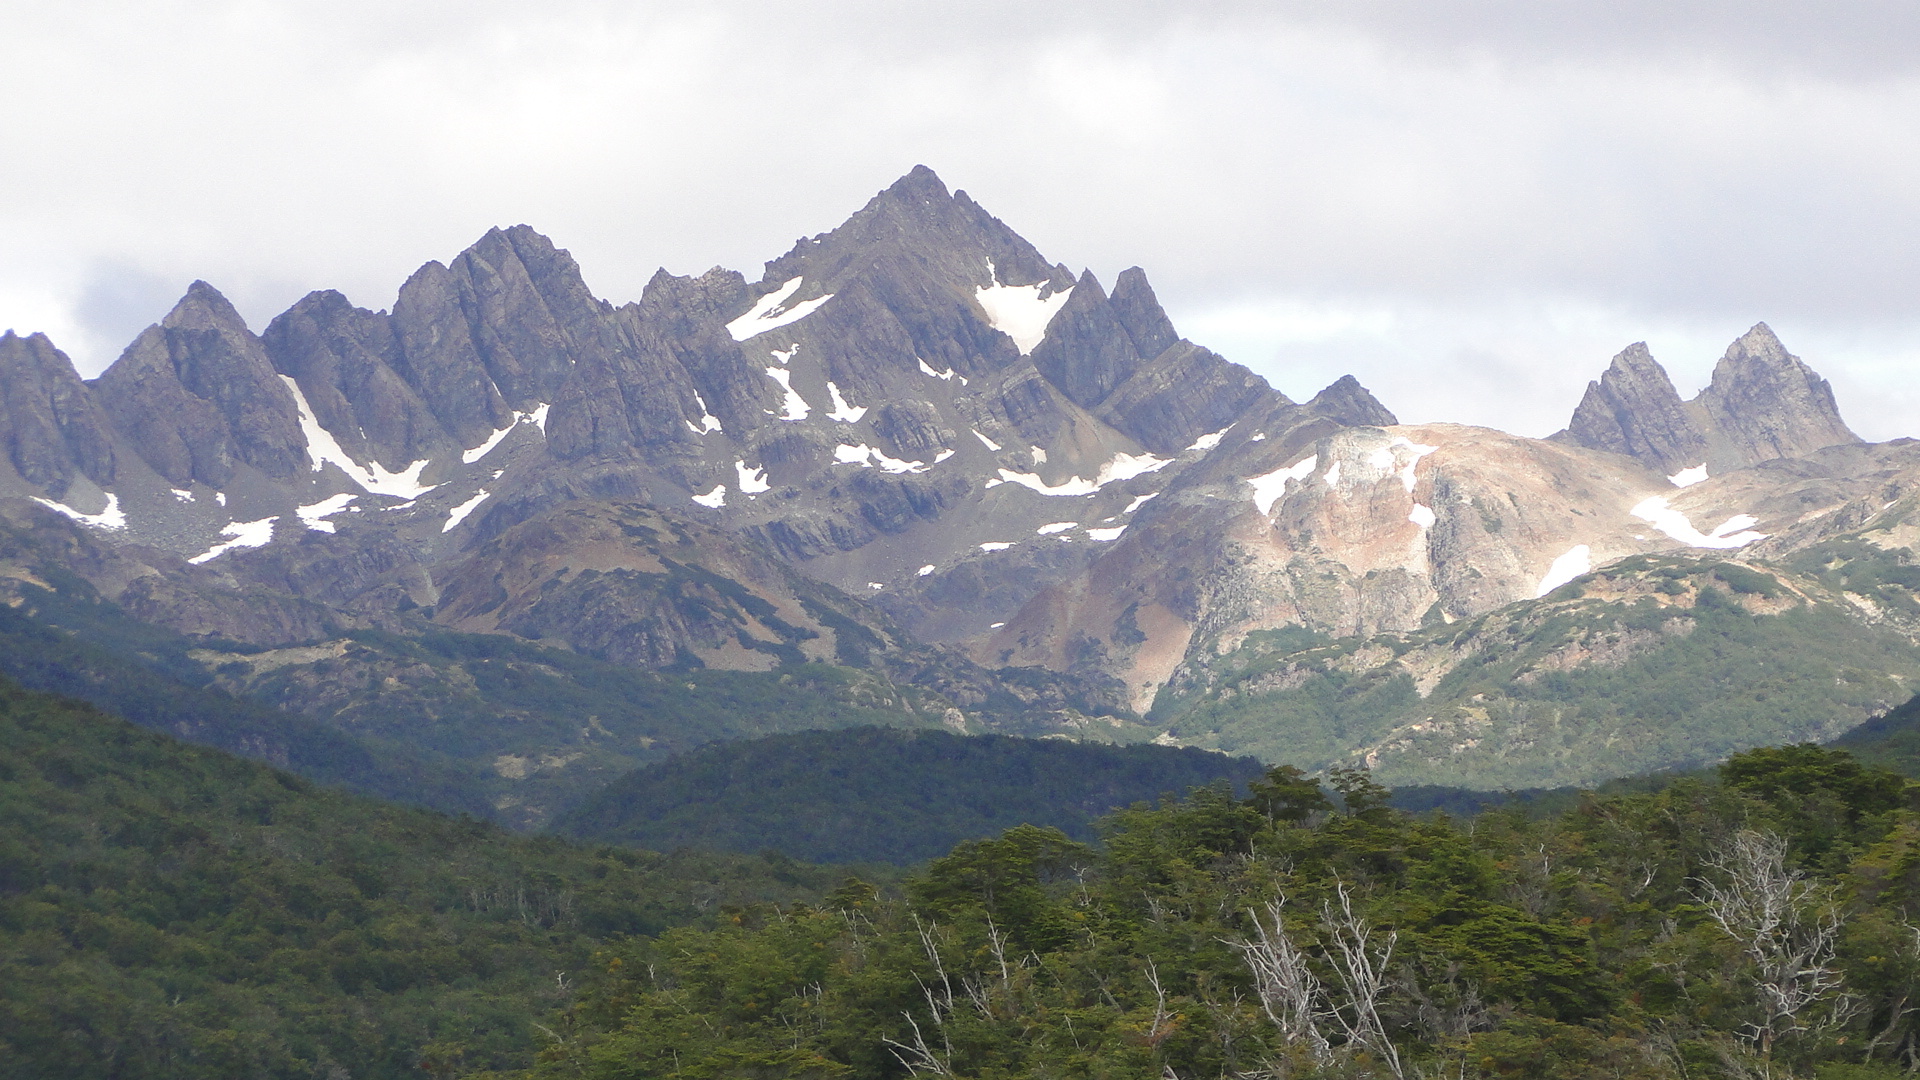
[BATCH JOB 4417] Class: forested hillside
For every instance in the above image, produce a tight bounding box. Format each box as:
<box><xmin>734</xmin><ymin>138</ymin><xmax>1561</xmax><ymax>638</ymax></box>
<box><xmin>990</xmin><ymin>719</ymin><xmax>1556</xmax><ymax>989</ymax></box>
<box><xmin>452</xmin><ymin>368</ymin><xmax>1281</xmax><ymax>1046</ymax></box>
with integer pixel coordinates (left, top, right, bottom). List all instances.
<box><xmin>504</xmin><ymin>747</ymin><xmax>1920</xmax><ymax>1080</ymax></box>
<box><xmin>0</xmin><ymin>676</ymin><xmax>856</xmax><ymax>1079</ymax></box>
<box><xmin>557</xmin><ymin>726</ymin><xmax>1265</xmax><ymax>863</ymax></box>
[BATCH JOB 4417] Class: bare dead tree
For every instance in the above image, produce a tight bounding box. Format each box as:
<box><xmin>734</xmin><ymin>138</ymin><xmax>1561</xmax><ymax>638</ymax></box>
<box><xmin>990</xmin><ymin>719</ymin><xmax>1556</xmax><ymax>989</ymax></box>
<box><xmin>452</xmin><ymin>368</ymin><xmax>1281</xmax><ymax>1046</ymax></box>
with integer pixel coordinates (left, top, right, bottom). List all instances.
<box><xmin>1694</xmin><ymin>829</ymin><xmax>1851</xmax><ymax>1060</ymax></box>
<box><xmin>1321</xmin><ymin>883</ymin><xmax>1405</xmax><ymax>1080</ymax></box>
<box><xmin>1230</xmin><ymin>896</ymin><xmax>1331</xmax><ymax>1062</ymax></box>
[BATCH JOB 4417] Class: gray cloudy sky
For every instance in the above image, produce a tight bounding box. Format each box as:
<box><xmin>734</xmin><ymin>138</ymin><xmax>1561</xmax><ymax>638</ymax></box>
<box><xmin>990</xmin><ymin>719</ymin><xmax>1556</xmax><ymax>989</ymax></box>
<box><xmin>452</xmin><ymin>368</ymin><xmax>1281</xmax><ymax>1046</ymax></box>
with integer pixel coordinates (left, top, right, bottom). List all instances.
<box><xmin>5</xmin><ymin>1</ymin><xmax>1920</xmax><ymax>439</ymax></box>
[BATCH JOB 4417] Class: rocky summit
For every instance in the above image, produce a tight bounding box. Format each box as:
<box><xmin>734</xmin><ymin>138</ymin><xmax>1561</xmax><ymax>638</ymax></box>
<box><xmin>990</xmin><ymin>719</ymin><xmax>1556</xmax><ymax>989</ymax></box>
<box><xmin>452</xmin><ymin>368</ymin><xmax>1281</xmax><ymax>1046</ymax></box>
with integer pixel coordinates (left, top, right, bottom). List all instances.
<box><xmin>1</xmin><ymin>165</ymin><xmax>1914</xmax><ymax>799</ymax></box>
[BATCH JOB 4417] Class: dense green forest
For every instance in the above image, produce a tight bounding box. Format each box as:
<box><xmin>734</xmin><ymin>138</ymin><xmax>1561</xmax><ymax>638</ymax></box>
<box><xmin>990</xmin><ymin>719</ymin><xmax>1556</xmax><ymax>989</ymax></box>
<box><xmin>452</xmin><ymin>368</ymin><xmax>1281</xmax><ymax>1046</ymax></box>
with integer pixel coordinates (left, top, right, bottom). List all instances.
<box><xmin>0</xmin><ymin>676</ymin><xmax>859</xmax><ymax>1079</ymax></box>
<box><xmin>557</xmin><ymin>727</ymin><xmax>1265</xmax><ymax>864</ymax></box>
<box><xmin>501</xmin><ymin>746</ymin><xmax>1920</xmax><ymax>1080</ymax></box>
<box><xmin>0</xmin><ymin>577</ymin><xmax>932</xmax><ymax>826</ymax></box>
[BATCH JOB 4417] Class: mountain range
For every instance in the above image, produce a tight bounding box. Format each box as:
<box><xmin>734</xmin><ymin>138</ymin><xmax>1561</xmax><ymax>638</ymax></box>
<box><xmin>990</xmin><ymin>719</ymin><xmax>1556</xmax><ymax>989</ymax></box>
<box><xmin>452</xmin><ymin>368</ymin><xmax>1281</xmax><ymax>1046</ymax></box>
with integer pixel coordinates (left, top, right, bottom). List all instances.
<box><xmin>3</xmin><ymin>165</ymin><xmax>1915</xmax><ymax>813</ymax></box>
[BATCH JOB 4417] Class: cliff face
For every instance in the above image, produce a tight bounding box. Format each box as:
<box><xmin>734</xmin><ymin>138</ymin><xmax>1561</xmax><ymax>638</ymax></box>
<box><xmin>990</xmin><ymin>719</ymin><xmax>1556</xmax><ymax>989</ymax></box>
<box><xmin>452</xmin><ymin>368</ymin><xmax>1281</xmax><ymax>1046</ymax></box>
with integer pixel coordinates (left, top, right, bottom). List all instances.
<box><xmin>1554</xmin><ymin>323</ymin><xmax>1860</xmax><ymax>477</ymax></box>
<box><xmin>0</xmin><ymin>166</ymin><xmax>1892</xmax><ymax>737</ymax></box>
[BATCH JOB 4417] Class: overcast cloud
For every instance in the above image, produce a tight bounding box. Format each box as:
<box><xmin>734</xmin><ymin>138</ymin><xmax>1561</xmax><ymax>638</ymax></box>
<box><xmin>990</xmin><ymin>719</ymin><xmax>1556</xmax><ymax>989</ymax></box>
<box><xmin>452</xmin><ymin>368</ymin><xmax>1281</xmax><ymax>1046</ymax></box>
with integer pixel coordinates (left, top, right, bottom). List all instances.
<box><xmin>4</xmin><ymin>1</ymin><xmax>1919</xmax><ymax>439</ymax></box>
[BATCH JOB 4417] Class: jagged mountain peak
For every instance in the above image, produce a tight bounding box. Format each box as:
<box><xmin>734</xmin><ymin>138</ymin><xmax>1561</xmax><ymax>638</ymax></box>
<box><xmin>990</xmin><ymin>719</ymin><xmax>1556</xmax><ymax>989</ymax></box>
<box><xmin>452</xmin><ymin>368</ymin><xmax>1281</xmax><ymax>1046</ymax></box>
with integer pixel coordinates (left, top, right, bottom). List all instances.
<box><xmin>161</xmin><ymin>279</ymin><xmax>251</xmax><ymax>333</ymax></box>
<box><xmin>1723</xmin><ymin>321</ymin><xmax>1791</xmax><ymax>365</ymax></box>
<box><xmin>1306</xmin><ymin>374</ymin><xmax>1398</xmax><ymax>427</ymax></box>
<box><xmin>1558</xmin><ymin>325</ymin><xmax>1859</xmax><ymax>476</ymax></box>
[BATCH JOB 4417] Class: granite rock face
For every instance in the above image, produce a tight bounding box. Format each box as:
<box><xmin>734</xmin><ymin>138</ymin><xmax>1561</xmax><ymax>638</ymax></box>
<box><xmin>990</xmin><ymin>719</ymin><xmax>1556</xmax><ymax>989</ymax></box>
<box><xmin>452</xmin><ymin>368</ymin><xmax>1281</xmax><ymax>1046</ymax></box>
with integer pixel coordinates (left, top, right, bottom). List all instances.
<box><xmin>0</xmin><ymin>167</ymin><xmax>1890</xmax><ymax>740</ymax></box>
<box><xmin>0</xmin><ymin>332</ymin><xmax>116</xmax><ymax>496</ymax></box>
<box><xmin>95</xmin><ymin>282</ymin><xmax>305</xmax><ymax>487</ymax></box>
<box><xmin>1555</xmin><ymin>324</ymin><xmax>1859</xmax><ymax>476</ymax></box>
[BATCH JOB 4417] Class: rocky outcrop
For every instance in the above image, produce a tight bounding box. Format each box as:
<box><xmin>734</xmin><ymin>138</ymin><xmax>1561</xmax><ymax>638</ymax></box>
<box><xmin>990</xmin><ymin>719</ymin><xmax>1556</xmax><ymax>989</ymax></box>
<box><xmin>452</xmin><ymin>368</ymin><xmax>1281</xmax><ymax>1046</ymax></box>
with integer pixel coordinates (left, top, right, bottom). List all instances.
<box><xmin>1556</xmin><ymin>324</ymin><xmax>1860</xmax><ymax>476</ymax></box>
<box><xmin>94</xmin><ymin>282</ymin><xmax>305</xmax><ymax>487</ymax></box>
<box><xmin>1553</xmin><ymin>342</ymin><xmax>1709</xmax><ymax>476</ymax></box>
<box><xmin>1694</xmin><ymin>323</ymin><xmax>1861</xmax><ymax>469</ymax></box>
<box><xmin>0</xmin><ymin>332</ymin><xmax>117</xmax><ymax>496</ymax></box>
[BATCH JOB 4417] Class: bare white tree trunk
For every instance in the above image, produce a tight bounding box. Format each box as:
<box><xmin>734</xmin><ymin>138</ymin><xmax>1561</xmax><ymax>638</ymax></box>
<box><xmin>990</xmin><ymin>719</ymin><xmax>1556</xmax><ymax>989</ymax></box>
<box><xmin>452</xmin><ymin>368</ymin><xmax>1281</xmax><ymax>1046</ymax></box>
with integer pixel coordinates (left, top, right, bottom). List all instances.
<box><xmin>1232</xmin><ymin>896</ymin><xmax>1332</xmax><ymax>1062</ymax></box>
<box><xmin>1695</xmin><ymin>829</ymin><xmax>1850</xmax><ymax>1059</ymax></box>
<box><xmin>1322</xmin><ymin>883</ymin><xmax>1405</xmax><ymax>1080</ymax></box>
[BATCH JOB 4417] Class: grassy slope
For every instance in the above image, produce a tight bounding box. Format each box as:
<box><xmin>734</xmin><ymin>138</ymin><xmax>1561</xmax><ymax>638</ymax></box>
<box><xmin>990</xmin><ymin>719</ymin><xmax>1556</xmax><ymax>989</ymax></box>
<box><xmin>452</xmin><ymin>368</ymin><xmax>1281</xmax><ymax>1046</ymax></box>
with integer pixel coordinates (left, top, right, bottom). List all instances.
<box><xmin>557</xmin><ymin>726</ymin><xmax>1266</xmax><ymax>864</ymax></box>
<box><xmin>0</xmin><ymin>675</ymin><xmax>858</xmax><ymax>1080</ymax></box>
<box><xmin>1155</xmin><ymin>552</ymin><xmax>1920</xmax><ymax>789</ymax></box>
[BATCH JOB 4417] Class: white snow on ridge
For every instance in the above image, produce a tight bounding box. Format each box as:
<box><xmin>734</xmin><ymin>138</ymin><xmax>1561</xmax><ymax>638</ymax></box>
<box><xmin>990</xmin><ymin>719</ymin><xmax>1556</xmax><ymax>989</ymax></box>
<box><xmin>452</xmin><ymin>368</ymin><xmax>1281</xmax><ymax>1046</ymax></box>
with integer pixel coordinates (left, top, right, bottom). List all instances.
<box><xmin>462</xmin><ymin>404</ymin><xmax>548</xmax><ymax>464</ymax></box>
<box><xmin>1125</xmin><ymin>492</ymin><xmax>1159</xmax><ymax>514</ymax></box>
<box><xmin>727</xmin><ymin>277</ymin><xmax>834</xmax><ymax>341</ymax></box>
<box><xmin>975</xmin><ymin>278</ymin><xmax>1073</xmax><ymax>355</ymax></box>
<box><xmin>687</xmin><ymin>393</ymin><xmax>723</xmax><ymax>435</ymax></box>
<box><xmin>1087</xmin><ymin>526</ymin><xmax>1127</xmax><ymax>542</ymax></box>
<box><xmin>442</xmin><ymin>491</ymin><xmax>490</xmax><ymax>533</ymax></box>
<box><xmin>1535</xmin><ymin>544</ymin><xmax>1592</xmax><ymax>597</ymax></box>
<box><xmin>296</xmin><ymin>493</ymin><xmax>357</xmax><ymax>533</ymax></box>
<box><xmin>1036</xmin><ymin>521</ymin><xmax>1076</xmax><ymax>535</ymax></box>
<box><xmin>170</xmin><ymin>488</ymin><xmax>194</xmax><ymax>503</ymax></box>
<box><xmin>1408</xmin><ymin>503</ymin><xmax>1436</xmax><ymax>529</ymax></box>
<box><xmin>1669</xmin><ymin>464</ymin><xmax>1710</xmax><ymax>487</ymax></box>
<box><xmin>280</xmin><ymin>377</ymin><xmax>435</xmax><ymax>499</ymax></box>
<box><xmin>971</xmin><ymin>429</ymin><xmax>1002</xmax><ymax>452</ymax></box>
<box><xmin>1186</xmin><ymin>425</ymin><xmax>1232</xmax><ymax>453</ymax></box>
<box><xmin>978</xmin><ymin>541</ymin><xmax>1014</xmax><ymax>552</ymax></box>
<box><xmin>691</xmin><ymin>485</ymin><xmax>727</xmax><ymax>509</ymax></box>
<box><xmin>764</xmin><ymin>367</ymin><xmax>811</xmax><ymax>421</ymax></box>
<box><xmin>735</xmin><ymin>460</ymin><xmax>771</xmax><ymax>493</ymax></box>
<box><xmin>917</xmin><ymin>564</ymin><xmax>937</xmax><ymax>577</ymax></box>
<box><xmin>1631</xmin><ymin>496</ymin><xmax>1768</xmax><ymax>548</ymax></box>
<box><xmin>1247</xmin><ymin>456</ymin><xmax>1318</xmax><ymax>516</ymax></box>
<box><xmin>918</xmin><ymin>358</ymin><xmax>957</xmax><ymax>381</ymax></box>
<box><xmin>189</xmin><ymin>517</ymin><xmax>278</xmax><ymax>564</ymax></box>
<box><xmin>834</xmin><ymin>443</ymin><xmax>927</xmax><ymax>474</ymax></box>
<box><xmin>993</xmin><ymin>451</ymin><xmax>1173</xmax><ymax>498</ymax></box>
<box><xmin>825</xmin><ymin>382</ymin><xmax>867</xmax><ymax>423</ymax></box>
<box><xmin>1379</xmin><ymin>437</ymin><xmax>1438</xmax><ymax>493</ymax></box>
<box><xmin>33</xmin><ymin>494</ymin><xmax>127</xmax><ymax>531</ymax></box>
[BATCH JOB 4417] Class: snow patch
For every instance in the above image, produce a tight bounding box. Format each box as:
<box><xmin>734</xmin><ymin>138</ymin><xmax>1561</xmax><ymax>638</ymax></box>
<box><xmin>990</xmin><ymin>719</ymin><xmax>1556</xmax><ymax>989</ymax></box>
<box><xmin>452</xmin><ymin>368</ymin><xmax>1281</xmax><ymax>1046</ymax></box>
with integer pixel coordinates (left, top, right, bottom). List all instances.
<box><xmin>1250</xmin><ymin>433</ymin><xmax>1267</xmax><ymax>442</ymax></box>
<box><xmin>918</xmin><ymin>564</ymin><xmax>937</xmax><ymax>577</ymax></box>
<box><xmin>1247</xmin><ymin>456</ymin><xmax>1318</xmax><ymax>516</ymax></box>
<box><xmin>462</xmin><ymin>404</ymin><xmax>548</xmax><ymax>464</ymax></box>
<box><xmin>215</xmin><ymin>492</ymin><xmax>226</xmax><ymax>506</ymax></box>
<box><xmin>868</xmin><ymin>582</ymin><xmax>885</xmax><ymax>590</ymax></box>
<box><xmin>994</xmin><ymin>452</ymin><xmax>1173</xmax><ymax>498</ymax></box>
<box><xmin>971</xmin><ymin>429</ymin><xmax>1002</xmax><ymax>452</ymax></box>
<box><xmin>1186</xmin><ymin>425</ymin><xmax>1232</xmax><ymax>452</ymax></box>
<box><xmin>1324</xmin><ymin>461</ymin><xmax>1343</xmax><ymax>489</ymax></box>
<box><xmin>1409</xmin><ymin>503</ymin><xmax>1436</xmax><ymax>529</ymax></box>
<box><xmin>974</xmin><ymin>269</ymin><xmax>1073</xmax><ymax>354</ymax></box>
<box><xmin>1088</xmin><ymin>526</ymin><xmax>1127</xmax><ymax>542</ymax></box>
<box><xmin>978</xmin><ymin>542</ymin><xmax>1014</xmax><ymax>552</ymax></box>
<box><xmin>442</xmin><ymin>491</ymin><xmax>489</xmax><ymax>533</ymax></box>
<box><xmin>825</xmin><ymin>382</ymin><xmax>867</xmax><ymax>423</ymax></box>
<box><xmin>834</xmin><ymin>443</ymin><xmax>927</xmax><ymax>474</ymax></box>
<box><xmin>687</xmin><ymin>393</ymin><xmax>723</xmax><ymax>435</ymax></box>
<box><xmin>770</xmin><ymin>346</ymin><xmax>796</xmax><ymax>365</ymax></box>
<box><xmin>1030</xmin><ymin>446</ymin><xmax>1047</xmax><ymax>464</ymax></box>
<box><xmin>1036</xmin><ymin>521</ymin><xmax>1077</xmax><ymax>535</ymax></box>
<box><xmin>280</xmin><ymin>376</ymin><xmax>434</xmax><ymax>498</ymax></box>
<box><xmin>33</xmin><ymin>494</ymin><xmax>127</xmax><ymax>530</ymax></box>
<box><xmin>918</xmin><ymin>358</ymin><xmax>958</xmax><ymax>381</ymax></box>
<box><xmin>296</xmin><ymin>493</ymin><xmax>357</xmax><ymax>533</ymax></box>
<box><xmin>692</xmin><ymin>485</ymin><xmax>727</xmax><ymax>509</ymax></box>
<box><xmin>1535</xmin><ymin>544</ymin><xmax>1592</xmax><ymax>597</ymax></box>
<box><xmin>764</xmin><ymin>367</ymin><xmax>811</xmax><ymax>421</ymax></box>
<box><xmin>189</xmin><ymin>517</ymin><xmax>277</xmax><ymax>564</ymax></box>
<box><xmin>1389</xmin><ymin>437</ymin><xmax>1437</xmax><ymax>492</ymax></box>
<box><xmin>735</xmin><ymin>460</ymin><xmax>771</xmax><ymax>494</ymax></box>
<box><xmin>934</xmin><ymin>449</ymin><xmax>955</xmax><ymax>463</ymax></box>
<box><xmin>170</xmin><ymin>488</ymin><xmax>194</xmax><ymax>503</ymax></box>
<box><xmin>1630</xmin><ymin>497</ymin><xmax>1768</xmax><ymax>548</ymax></box>
<box><xmin>1125</xmin><ymin>492</ymin><xmax>1159</xmax><ymax>513</ymax></box>
<box><xmin>1669</xmin><ymin>464</ymin><xmax>1710</xmax><ymax>488</ymax></box>
<box><xmin>726</xmin><ymin>277</ymin><xmax>834</xmax><ymax>341</ymax></box>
